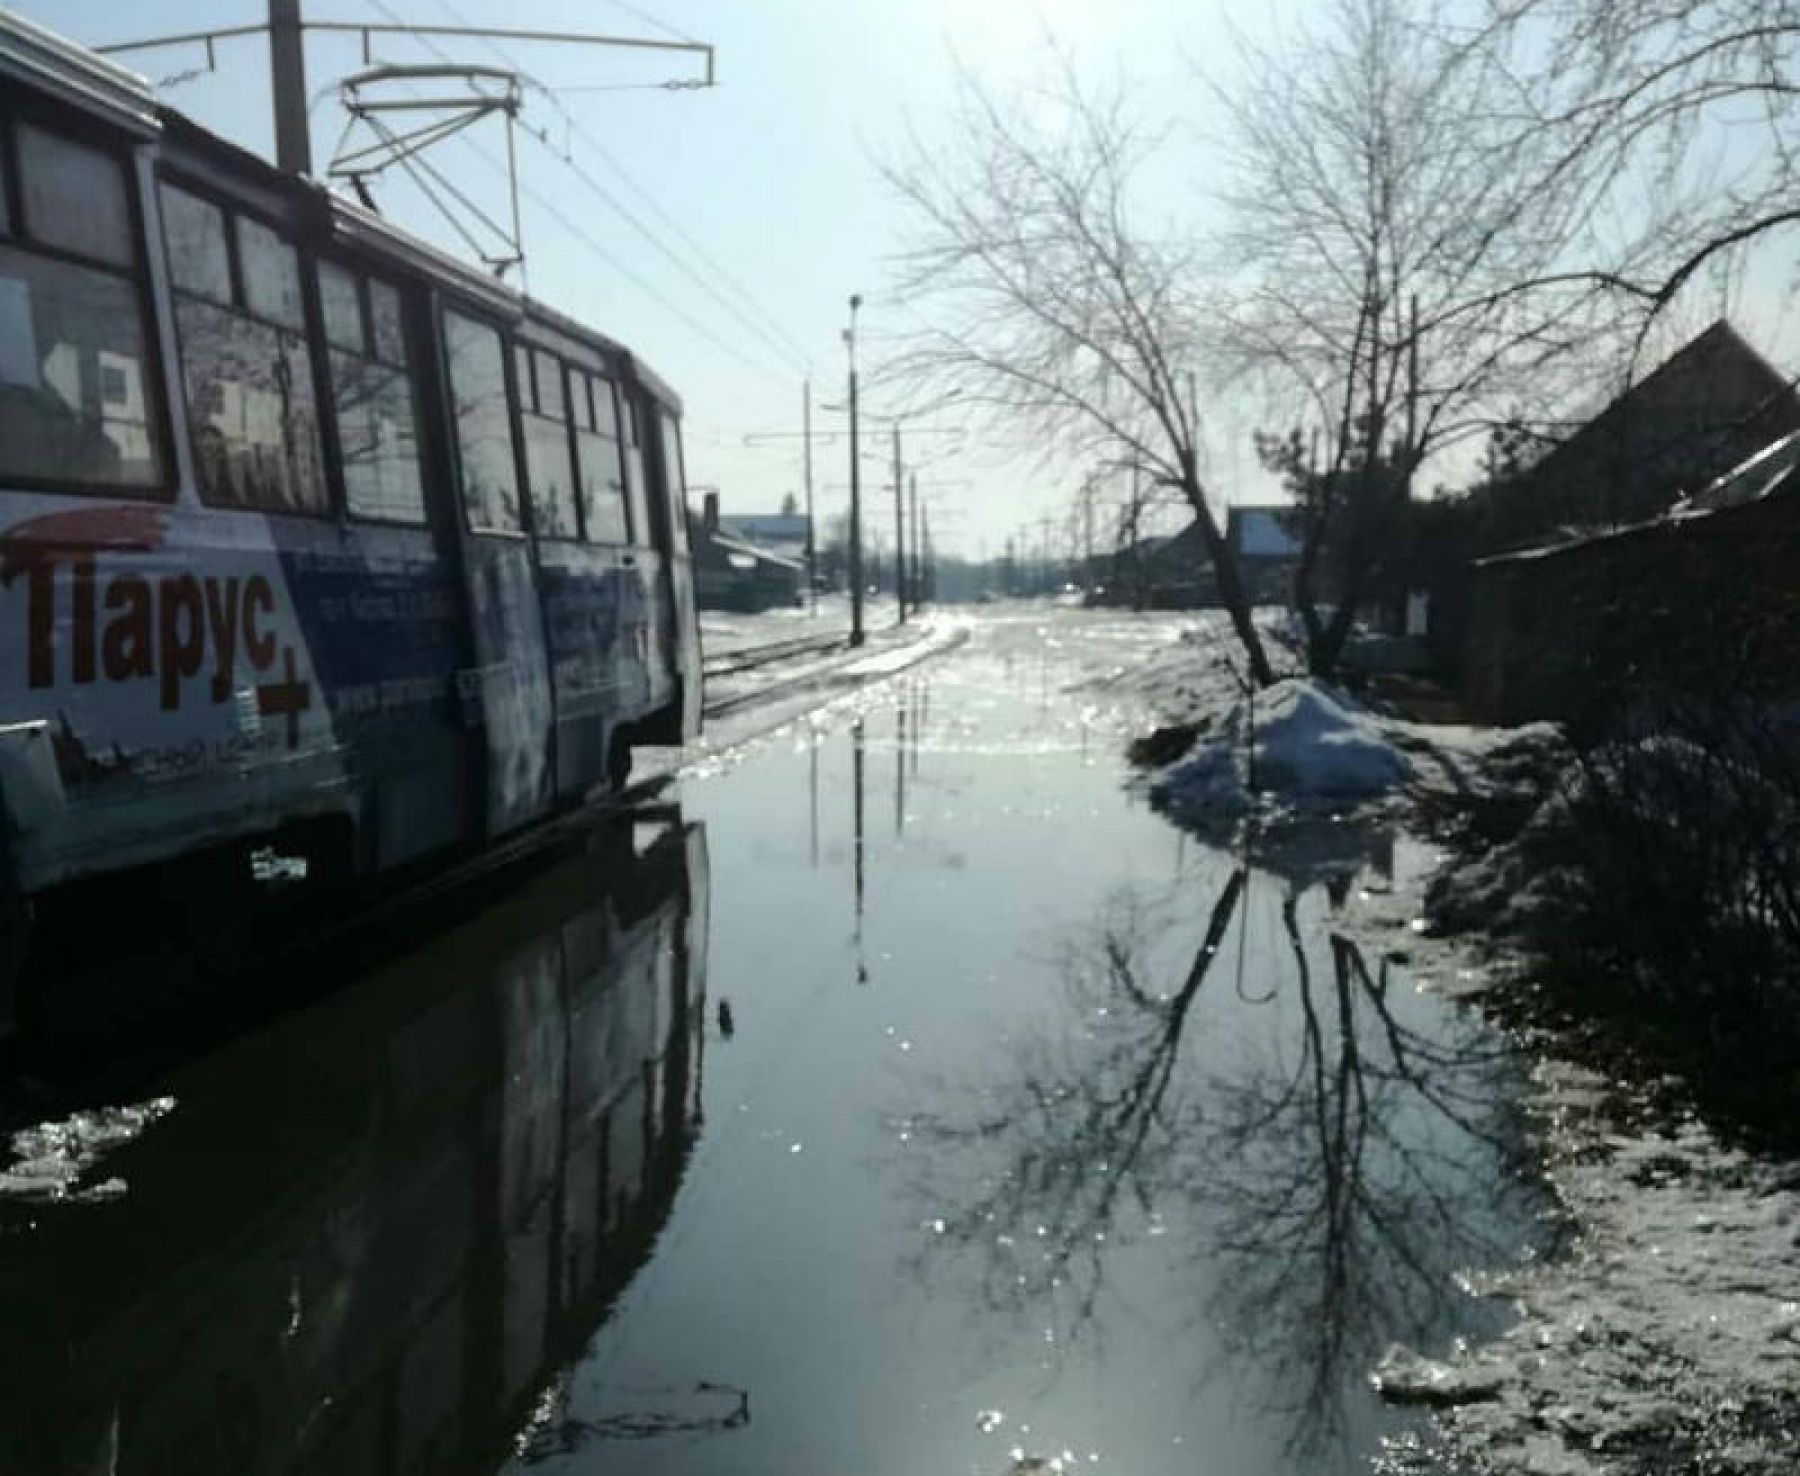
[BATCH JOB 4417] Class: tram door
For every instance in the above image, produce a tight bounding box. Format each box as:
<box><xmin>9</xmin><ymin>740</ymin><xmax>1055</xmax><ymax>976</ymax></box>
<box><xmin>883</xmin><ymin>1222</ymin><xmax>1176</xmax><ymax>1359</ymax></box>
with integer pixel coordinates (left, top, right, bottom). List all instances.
<box><xmin>443</xmin><ymin>310</ymin><xmax>556</xmax><ymax>837</ymax></box>
<box><xmin>654</xmin><ymin>406</ymin><xmax>704</xmax><ymax>741</ymax></box>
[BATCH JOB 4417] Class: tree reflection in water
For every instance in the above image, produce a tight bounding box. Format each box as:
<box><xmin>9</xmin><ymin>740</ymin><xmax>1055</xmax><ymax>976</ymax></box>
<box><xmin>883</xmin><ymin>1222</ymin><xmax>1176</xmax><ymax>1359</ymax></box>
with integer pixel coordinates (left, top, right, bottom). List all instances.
<box><xmin>900</xmin><ymin>839</ymin><xmax>1545</xmax><ymax>1459</ymax></box>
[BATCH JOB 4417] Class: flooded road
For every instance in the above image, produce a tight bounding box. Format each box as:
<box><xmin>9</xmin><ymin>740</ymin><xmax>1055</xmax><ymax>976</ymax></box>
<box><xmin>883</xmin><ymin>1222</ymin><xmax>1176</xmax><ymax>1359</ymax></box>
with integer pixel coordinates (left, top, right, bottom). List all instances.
<box><xmin>0</xmin><ymin>610</ymin><xmax>1548</xmax><ymax>1475</ymax></box>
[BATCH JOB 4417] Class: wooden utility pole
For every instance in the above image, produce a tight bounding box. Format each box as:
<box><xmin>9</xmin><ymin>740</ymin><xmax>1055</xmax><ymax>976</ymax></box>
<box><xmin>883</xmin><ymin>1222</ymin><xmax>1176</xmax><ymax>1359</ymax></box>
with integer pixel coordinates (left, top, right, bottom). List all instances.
<box><xmin>269</xmin><ymin>0</ymin><xmax>310</xmax><ymax>175</ymax></box>
<box><xmin>803</xmin><ymin>378</ymin><xmax>817</xmax><ymax>614</ymax></box>
<box><xmin>909</xmin><ymin>472</ymin><xmax>921</xmax><ymax>611</ymax></box>
<box><xmin>847</xmin><ymin>296</ymin><xmax>864</xmax><ymax>646</ymax></box>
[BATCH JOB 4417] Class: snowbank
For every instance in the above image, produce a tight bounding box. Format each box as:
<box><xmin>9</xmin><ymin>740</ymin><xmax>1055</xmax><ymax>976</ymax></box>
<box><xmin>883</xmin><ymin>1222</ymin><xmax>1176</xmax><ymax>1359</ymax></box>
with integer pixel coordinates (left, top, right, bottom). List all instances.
<box><xmin>1377</xmin><ymin>1057</ymin><xmax>1800</xmax><ymax>1476</ymax></box>
<box><xmin>1149</xmin><ymin>677</ymin><xmax>1420</xmax><ymax>823</ymax></box>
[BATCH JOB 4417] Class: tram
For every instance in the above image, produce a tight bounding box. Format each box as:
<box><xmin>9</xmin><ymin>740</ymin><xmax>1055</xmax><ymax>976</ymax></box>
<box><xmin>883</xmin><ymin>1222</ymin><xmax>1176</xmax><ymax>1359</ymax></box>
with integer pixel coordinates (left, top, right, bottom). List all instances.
<box><xmin>0</xmin><ymin>12</ymin><xmax>703</xmax><ymax>1025</ymax></box>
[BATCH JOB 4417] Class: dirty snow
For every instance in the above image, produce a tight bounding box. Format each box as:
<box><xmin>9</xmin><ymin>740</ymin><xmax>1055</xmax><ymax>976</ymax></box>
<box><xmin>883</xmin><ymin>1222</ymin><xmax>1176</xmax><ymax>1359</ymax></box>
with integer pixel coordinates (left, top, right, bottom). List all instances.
<box><xmin>1103</xmin><ymin>612</ymin><xmax>1800</xmax><ymax>1475</ymax></box>
<box><xmin>1105</xmin><ymin>615</ymin><xmax>1557</xmax><ymax>825</ymax></box>
<box><xmin>1151</xmin><ymin>677</ymin><xmax>1413</xmax><ymax>816</ymax></box>
<box><xmin>1374</xmin><ymin>1053</ymin><xmax>1800</xmax><ymax>1476</ymax></box>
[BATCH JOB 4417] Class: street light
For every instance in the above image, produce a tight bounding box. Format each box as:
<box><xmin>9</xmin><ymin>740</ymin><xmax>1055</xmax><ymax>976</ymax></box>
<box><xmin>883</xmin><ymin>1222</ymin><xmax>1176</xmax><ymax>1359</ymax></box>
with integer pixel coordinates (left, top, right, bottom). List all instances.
<box><xmin>844</xmin><ymin>294</ymin><xmax>864</xmax><ymax>647</ymax></box>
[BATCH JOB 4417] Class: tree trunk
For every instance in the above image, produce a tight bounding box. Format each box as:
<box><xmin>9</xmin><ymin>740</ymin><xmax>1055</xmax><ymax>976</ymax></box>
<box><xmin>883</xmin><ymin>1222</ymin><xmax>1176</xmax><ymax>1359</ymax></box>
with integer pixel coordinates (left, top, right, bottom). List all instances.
<box><xmin>1183</xmin><ymin>460</ymin><xmax>1276</xmax><ymax>687</ymax></box>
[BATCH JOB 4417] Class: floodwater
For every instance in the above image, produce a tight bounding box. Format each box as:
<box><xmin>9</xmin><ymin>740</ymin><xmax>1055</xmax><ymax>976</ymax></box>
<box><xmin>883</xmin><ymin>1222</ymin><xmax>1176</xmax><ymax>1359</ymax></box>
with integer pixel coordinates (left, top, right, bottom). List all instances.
<box><xmin>0</xmin><ymin>610</ymin><xmax>1548</xmax><ymax>1475</ymax></box>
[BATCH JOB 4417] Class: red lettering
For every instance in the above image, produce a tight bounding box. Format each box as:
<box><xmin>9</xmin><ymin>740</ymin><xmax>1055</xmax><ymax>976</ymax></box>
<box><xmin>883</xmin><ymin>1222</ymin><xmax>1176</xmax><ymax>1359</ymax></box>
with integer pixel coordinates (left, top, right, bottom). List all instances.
<box><xmin>21</xmin><ymin>561</ymin><xmax>54</xmax><ymax>689</ymax></box>
<box><xmin>72</xmin><ymin>557</ymin><xmax>96</xmax><ymax>683</ymax></box>
<box><xmin>158</xmin><ymin>575</ymin><xmax>204</xmax><ymax>710</ymax></box>
<box><xmin>243</xmin><ymin>576</ymin><xmax>276</xmax><ymax>669</ymax></box>
<box><xmin>204</xmin><ymin>577</ymin><xmax>241</xmax><ymax>702</ymax></box>
<box><xmin>102</xmin><ymin>576</ymin><xmax>153</xmax><ymax>680</ymax></box>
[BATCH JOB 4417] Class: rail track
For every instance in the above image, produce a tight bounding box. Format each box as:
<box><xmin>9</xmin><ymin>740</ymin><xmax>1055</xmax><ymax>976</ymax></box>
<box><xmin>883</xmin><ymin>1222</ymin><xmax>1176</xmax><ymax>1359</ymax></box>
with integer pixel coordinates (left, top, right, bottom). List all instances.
<box><xmin>700</xmin><ymin>632</ymin><xmax>851</xmax><ymax>680</ymax></box>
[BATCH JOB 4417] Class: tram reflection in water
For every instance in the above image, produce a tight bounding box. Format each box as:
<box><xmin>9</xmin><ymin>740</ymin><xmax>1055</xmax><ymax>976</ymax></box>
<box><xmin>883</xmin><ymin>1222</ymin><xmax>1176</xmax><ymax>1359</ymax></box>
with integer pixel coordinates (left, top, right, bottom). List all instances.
<box><xmin>0</xmin><ymin>815</ymin><xmax>710</xmax><ymax>1475</ymax></box>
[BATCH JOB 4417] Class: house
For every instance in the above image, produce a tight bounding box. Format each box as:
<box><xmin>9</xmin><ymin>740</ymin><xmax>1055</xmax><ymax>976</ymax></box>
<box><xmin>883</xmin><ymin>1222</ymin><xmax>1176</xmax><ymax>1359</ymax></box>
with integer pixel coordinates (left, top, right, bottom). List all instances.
<box><xmin>1092</xmin><ymin>506</ymin><xmax>1301</xmax><ymax>608</ymax></box>
<box><xmin>1229</xmin><ymin>506</ymin><xmax>1303</xmax><ymax>604</ymax></box>
<box><xmin>1465</xmin><ymin>430</ymin><xmax>1800</xmax><ymax>727</ymax></box>
<box><xmin>1416</xmin><ymin>320</ymin><xmax>1800</xmax><ymax>684</ymax></box>
<box><xmin>722</xmin><ymin>512</ymin><xmax>811</xmax><ymax>561</ymax></box>
<box><xmin>689</xmin><ymin>493</ymin><xmax>806</xmax><ymax>612</ymax></box>
<box><xmin>1494</xmin><ymin>319</ymin><xmax>1800</xmax><ymax>545</ymax></box>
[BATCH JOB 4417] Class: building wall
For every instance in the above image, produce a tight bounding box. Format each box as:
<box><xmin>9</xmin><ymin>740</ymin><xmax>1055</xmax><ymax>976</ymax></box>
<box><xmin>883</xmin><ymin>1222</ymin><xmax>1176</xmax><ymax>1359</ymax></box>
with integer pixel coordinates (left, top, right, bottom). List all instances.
<box><xmin>1465</xmin><ymin>493</ymin><xmax>1800</xmax><ymax>730</ymax></box>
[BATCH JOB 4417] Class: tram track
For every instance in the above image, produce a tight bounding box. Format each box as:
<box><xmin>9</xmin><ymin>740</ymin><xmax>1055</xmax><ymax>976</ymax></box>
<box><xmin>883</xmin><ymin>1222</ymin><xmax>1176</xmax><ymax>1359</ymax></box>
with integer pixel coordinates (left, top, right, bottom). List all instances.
<box><xmin>699</xmin><ymin>631</ymin><xmax>851</xmax><ymax>680</ymax></box>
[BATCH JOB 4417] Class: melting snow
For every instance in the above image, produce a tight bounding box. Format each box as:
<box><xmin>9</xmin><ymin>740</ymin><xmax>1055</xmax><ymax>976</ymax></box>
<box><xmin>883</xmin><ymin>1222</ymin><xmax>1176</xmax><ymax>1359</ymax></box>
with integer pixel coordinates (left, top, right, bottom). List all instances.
<box><xmin>0</xmin><ymin>1098</ymin><xmax>175</xmax><ymax>1203</ymax></box>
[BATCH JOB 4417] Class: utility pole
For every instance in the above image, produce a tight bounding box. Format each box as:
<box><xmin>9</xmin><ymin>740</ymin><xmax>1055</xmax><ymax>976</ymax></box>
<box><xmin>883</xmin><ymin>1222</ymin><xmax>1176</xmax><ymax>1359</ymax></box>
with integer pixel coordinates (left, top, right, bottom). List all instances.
<box><xmin>923</xmin><ymin>506</ymin><xmax>935</xmax><ymax>602</ymax></box>
<box><xmin>891</xmin><ymin>423</ymin><xmax>906</xmax><ymax>624</ymax></box>
<box><xmin>846</xmin><ymin>295</ymin><xmax>864</xmax><ymax>647</ymax></box>
<box><xmin>269</xmin><ymin>0</ymin><xmax>311</xmax><ymax>176</ymax></box>
<box><xmin>802</xmin><ymin>378</ymin><xmax>817</xmax><ymax>614</ymax></box>
<box><xmin>1082</xmin><ymin>484</ymin><xmax>1095</xmax><ymax>596</ymax></box>
<box><xmin>909</xmin><ymin>472</ymin><xmax>921</xmax><ymax>612</ymax></box>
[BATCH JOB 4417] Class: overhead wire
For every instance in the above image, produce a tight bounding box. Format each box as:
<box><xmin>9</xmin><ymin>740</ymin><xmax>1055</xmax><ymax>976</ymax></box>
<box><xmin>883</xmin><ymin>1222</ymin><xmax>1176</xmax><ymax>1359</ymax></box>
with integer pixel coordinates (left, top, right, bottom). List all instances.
<box><xmin>348</xmin><ymin>0</ymin><xmax>796</xmax><ymax>389</ymax></box>
<box><xmin>419</xmin><ymin>0</ymin><xmax>814</xmax><ymax>375</ymax></box>
<box><xmin>591</xmin><ymin>0</ymin><xmax>704</xmax><ymax>47</ymax></box>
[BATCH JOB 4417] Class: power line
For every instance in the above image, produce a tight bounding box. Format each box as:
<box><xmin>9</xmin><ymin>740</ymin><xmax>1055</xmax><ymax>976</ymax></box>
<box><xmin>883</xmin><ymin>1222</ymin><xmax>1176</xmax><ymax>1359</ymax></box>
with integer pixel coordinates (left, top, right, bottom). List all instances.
<box><xmin>421</xmin><ymin>0</ymin><xmax>813</xmax><ymax>373</ymax></box>
<box><xmin>354</xmin><ymin>0</ymin><xmax>794</xmax><ymax>388</ymax></box>
<box><xmin>593</xmin><ymin>0</ymin><xmax>702</xmax><ymax>48</ymax></box>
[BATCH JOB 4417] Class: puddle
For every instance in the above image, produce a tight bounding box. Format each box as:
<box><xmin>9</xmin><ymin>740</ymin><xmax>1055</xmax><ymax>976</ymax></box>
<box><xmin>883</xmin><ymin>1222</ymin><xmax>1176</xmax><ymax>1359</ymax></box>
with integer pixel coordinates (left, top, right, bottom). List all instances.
<box><xmin>0</xmin><ymin>611</ymin><xmax>1548</xmax><ymax>1475</ymax></box>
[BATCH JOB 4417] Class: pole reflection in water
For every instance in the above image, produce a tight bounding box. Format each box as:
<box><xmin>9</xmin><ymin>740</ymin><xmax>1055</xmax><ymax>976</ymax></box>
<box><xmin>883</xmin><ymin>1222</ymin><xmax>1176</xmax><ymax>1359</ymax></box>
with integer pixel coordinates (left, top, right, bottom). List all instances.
<box><xmin>895</xmin><ymin>699</ymin><xmax>907</xmax><ymax>838</ymax></box>
<box><xmin>0</xmin><ymin>818</ymin><xmax>722</xmax><ymax>1475</ymax></box>
<box><xmin>851</xmin><ymin>716</ymin><xmax>868</xmax><ymax>986</ymax></box>
<box><xmin>808</xmin><ymin>730</ymin><xmax>820</xmax><ymax>871</ymax></box>
<box><xmin>898</xmin><ymin>835</ymin><xmax>1547</xmax><ymax>1461</ymax></box>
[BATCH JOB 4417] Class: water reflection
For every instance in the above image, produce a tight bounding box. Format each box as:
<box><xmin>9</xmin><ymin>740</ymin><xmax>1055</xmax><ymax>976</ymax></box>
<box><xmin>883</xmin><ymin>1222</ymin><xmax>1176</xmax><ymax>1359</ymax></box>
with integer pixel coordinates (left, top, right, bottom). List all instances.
<box><xmin>851</xmin><ymin>715</ymin><xmax>868</xmax><ymax>986</ymax></box>
<box><xmin>901</xmin><ymin>838</ymin><xmax>1543</xmax><ymax>1459</ymax></box>
<box><xmin>0</xmin><ymin>818</ymin><xmax>715</xmax><ymax>1476</ymax></box>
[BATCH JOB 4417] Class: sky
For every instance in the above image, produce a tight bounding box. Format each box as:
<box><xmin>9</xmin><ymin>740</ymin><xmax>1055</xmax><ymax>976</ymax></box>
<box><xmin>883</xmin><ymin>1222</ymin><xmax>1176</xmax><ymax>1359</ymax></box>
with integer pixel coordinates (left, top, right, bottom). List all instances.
<box><xmin>20</xmin><ymin>1</ymin><xmax>1800</xmax><ymax>559</ymax></box>
<box><xmin>21</xmin><ymin>0</ymin><xmax>1283</xmax><ymax>561</ymax></box>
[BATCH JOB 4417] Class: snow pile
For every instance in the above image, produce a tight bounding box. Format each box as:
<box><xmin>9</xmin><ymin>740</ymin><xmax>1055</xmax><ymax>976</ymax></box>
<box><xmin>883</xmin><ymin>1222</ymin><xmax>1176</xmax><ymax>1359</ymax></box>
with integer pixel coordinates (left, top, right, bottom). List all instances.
<box><xmin>1252</xmin><ymin>680</ymin><xmax>1413</xmax><ymax>793</ymax></box>
<box><xmin>1149</xmin><ymin>677</ymin><xmax>1413</xmax><ymax>820</ymax></box>
<box><xmin>1377</xmin><ymin>1059</ymin><xmax>1800</xmax><ymax>1476</ymax></box>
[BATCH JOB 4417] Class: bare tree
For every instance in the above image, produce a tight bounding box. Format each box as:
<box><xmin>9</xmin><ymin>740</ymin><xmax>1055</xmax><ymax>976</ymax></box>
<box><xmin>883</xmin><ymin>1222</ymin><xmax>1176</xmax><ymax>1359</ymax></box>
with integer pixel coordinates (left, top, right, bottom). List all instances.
<box><xmin>1215</xmin><ymin>0</ymin><xmax>1646</xmax><ymax>677</ymax></box>
<box><xmin>882</xmin><ymin>58</ymin><xmax>1277</xmax><ymax>685</ymax></box>
<box><xmin>1478</xmin><ymin>0</ymin><xmax>1800</xmax><ymax>321</ymax></box>
<box><xmin>896</xmin><ymin>859</ymin><xmax>1539</xmax><ymax>1458</ymax></box>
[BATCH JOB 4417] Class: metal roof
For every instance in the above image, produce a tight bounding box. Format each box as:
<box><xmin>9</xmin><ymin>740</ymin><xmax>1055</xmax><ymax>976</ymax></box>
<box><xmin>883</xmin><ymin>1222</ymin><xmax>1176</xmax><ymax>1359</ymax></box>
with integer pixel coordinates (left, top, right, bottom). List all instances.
<box><xmin>0</xmin><ymin>7</ymin><xmax>160</xmax><ymax>137</ymax></box>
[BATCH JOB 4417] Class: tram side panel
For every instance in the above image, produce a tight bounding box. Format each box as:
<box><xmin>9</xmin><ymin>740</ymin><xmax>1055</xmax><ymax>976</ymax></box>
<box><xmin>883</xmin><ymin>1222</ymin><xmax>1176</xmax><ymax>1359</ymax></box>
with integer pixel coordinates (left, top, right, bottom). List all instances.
<box><xmin>0</xmin><ymin>59</ymin><xmax>701</xmax><ymax>926</ymax></box>
<box><xmin>512</xmin><ymin>337</ymin><xmax>661</xmax><ymax>802</ymax></box>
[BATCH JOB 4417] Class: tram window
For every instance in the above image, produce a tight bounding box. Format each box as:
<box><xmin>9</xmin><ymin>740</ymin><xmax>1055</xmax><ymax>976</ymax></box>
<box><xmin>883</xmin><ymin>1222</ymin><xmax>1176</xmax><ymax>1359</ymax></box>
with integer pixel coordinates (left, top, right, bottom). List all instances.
<box><xmin>0</xmin><ymin>118</ymin><xmax>165</xmax><ymax>491</ymax></box>
<box><xmin>574</xmin><ymin>371</ymin><xmax>629</xmax><ymax>545</ymax></box>
<box><xmin>660</xmin><ymin>409</ymin><xmax>691</xmax><ymax>555</ymax></box>
<box><xmin>160</xmin><ymin>182</ymin><xmax>327</xmax><ymax>514</ymax></box>
<box><xmin>370</xmin><ymin>280</ymin><xmax>405</xmax><ymax>364</ymax></box>
<box><xmin>317</xmin><ymin>260</ymin><xmax>362</xmax><ymax>352</ymax></box>
<box><xmin>17</xmin><ymin>125</ymin><xmax>132</xmax><ymax>270</ymax></box>
<box><xmin>620</xmin><ymin>391</ymin><xmax>650</xmax><ymax>544</ymax></box>
<box><xmin>519</xmin><ymin>349</ymin><xmax>578</xmax><ymax>540</ymax></box>
<box><xmin>159</xmin><ymin>186</ymin><xmax>231</xmax><ymax>305</ymax></box>
<box><xmin>236</xmin><ymin>216</ymin><xmax>305</xmax><ymax>331</ymax></box>
<box><xmin>321</xmin><ymin>259</ymin><xmax>425</xmax><ymax>524</ymax></box>
<box><xmin>446</xmin><ymin>310</ymin><xmax>523</xmax><ymax>533</ymax></box>
<box><xmin>534</xmin><ymin>350</ymin><xmax>564</xmax><ymax>421</ymax></box>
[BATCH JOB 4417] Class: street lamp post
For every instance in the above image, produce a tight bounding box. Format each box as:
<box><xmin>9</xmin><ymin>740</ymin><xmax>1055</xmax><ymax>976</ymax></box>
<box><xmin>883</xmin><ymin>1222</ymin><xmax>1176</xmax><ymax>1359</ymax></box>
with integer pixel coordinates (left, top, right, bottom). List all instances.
<box><xmin>845</xmin><ymin>294</ymin><xmax>864</xmax><ymax>647</ymax></box>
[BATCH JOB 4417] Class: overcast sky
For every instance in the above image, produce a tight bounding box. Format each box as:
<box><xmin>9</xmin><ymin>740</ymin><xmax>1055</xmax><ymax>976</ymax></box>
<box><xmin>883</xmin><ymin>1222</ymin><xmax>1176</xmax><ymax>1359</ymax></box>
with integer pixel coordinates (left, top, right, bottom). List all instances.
<box><xmin>22</xmin><ymin>1</ymin><xmax>1799</xmax><ymax>558</ymax></box>
<box><xmin>24</xmin><ymin>0</ymin><xmax>1292</xmax><ymax>559</ymax></box>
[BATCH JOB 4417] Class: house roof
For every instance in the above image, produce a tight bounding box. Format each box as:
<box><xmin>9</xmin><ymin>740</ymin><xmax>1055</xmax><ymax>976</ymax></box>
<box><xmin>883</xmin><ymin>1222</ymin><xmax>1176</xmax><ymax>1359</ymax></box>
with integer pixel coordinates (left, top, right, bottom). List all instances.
<box><xmin>1234</xmin><ymin>507</ymin><xmax>1301</xmax><ymax>558</ymax></box>
<box><xmin>707</xmin><ymin>529</ymin><xmax>805</xmax><ymax>572</ymax></box>
<box><xmin>1686</xmin><ymin>428</ymin><xmax>1800</xmax><ymax>512</ymax></box>
<box><xmin>1475</xmin><ymin>428</ymin><xmax>1800</xmax><ymax>570</ymax></box>
<box><xmin>1524</xmin><ymin>319</ymin><xmax>1800</xmax><ymax>517</ymax></box>
<box><xmin>725</xmin><ymin>513</ymin><xmax>811</xmax><ymax>543</ymax></box>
